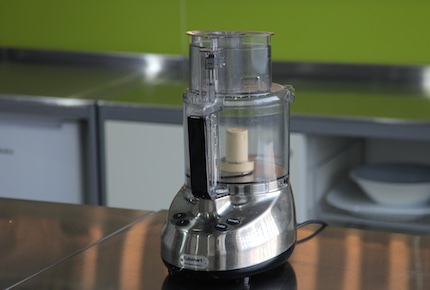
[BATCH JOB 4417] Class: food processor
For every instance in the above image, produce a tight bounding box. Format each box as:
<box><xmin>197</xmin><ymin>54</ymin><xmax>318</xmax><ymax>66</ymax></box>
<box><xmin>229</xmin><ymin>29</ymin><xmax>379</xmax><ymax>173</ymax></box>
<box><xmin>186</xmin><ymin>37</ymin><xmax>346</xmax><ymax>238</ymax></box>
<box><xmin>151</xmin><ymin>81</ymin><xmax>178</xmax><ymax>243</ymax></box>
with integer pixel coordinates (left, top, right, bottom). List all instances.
<box><xmin>161</xmin><ymin>30</ymin><xmax>296</xmax><ymax>280</ymax></box>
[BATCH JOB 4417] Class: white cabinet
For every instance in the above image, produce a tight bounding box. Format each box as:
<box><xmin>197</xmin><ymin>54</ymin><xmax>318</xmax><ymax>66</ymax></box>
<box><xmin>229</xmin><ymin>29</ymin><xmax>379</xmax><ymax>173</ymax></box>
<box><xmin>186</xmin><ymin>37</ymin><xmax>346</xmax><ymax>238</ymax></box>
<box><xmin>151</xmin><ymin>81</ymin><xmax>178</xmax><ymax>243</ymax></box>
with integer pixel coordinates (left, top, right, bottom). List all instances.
<box><xmin>290</xmin><ymin>133</ymin><xmax>362</xmax><ymax>222</ymax></box>
<box><xmin>289</xmin><ymin>133</ymin><xmax>311</xmax><ymax>223</ymax></box>
<box><xmin>0</xmin><ymin>114</ymin><xmax>84</xmax><ymax>204</ymax></box>
<box><xmin>105</xmin><ymin>120</ymin><xmax>184</xmax><ymax>210</ymax></box>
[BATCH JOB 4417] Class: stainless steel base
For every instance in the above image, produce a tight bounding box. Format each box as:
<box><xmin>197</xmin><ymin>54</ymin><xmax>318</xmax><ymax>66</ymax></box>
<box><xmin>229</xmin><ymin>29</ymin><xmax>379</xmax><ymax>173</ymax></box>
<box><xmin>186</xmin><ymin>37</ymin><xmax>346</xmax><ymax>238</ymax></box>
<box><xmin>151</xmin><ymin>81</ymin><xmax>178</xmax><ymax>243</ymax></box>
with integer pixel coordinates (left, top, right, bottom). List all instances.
<box><xmin>160</xmin><ymin>183</ymin><xmax>296</xmax><ymax>278</ymax></box>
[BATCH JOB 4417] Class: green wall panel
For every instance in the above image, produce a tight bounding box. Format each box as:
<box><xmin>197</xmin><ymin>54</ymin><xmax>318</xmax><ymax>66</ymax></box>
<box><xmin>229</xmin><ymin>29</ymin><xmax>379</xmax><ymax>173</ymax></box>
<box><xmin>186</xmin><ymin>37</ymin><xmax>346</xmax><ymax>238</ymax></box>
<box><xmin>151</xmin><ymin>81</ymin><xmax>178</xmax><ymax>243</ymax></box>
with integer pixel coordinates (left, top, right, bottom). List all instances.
<box><xmin>184</xmin><ymin>0</ymin><xmax>430</xmax><ymax>65</ymax></box>
<box><xmin>1</xmin><ymin>0</ymin><xmax>429</xmax><ymax>65</ymax></box>
<box><xmin>0</xmin><ymin>1</ymin><xmax>183</xmax><ymax>54</ymax></box>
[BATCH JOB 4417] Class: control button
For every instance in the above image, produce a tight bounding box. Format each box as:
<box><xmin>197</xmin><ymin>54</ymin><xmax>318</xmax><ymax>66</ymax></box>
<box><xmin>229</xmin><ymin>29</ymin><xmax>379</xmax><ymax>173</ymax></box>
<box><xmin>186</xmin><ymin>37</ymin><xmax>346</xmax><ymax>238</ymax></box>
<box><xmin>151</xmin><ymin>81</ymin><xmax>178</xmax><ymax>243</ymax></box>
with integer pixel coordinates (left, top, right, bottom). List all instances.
<box><xmin>215</xmin><ymin>223</ymin><xmax>228</xmax><ymax>231</ymax></box>
<box><xmin>226</xmin><ymin>218</ymin><xmax>241</xmax><ymax>225</ymax></box>
<box><xmin>173</xmin><ymin>213</ymin><xmax>187</xmax><ymax>219</ymax></box>
<box><xmin>175</xmin><ymin>219</ymin><xmax>190</xmax><ymax>226</ymax></box>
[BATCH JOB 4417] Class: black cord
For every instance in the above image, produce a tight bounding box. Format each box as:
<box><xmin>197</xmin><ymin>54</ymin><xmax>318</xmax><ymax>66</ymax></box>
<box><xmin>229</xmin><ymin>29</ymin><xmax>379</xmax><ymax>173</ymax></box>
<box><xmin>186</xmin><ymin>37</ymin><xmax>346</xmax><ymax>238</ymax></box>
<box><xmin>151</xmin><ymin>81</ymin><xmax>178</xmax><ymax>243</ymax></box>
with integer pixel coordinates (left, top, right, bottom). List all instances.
<box><xmin>296</xmin><ymin>219</ymin><xmax>328</xmax><ymax>244</ymax></box>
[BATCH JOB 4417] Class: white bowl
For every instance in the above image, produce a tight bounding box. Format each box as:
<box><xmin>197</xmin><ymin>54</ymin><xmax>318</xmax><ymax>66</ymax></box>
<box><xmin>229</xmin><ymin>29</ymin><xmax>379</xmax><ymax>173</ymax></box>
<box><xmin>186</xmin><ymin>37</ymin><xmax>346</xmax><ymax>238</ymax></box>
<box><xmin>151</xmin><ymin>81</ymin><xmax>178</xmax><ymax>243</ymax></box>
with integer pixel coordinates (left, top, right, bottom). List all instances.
<box><xmin>349</xmin><ymin>163</ymin><xmax>430</xmax><ymax>208</ymax></box>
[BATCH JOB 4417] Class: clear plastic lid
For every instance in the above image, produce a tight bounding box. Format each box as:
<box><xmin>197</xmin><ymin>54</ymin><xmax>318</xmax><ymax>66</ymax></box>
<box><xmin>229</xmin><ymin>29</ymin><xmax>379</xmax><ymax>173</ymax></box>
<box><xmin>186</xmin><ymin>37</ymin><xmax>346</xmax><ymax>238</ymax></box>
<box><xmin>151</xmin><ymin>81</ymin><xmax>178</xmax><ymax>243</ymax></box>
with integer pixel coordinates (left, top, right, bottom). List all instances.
<box><xmin>187</xmin><ymin>31</ymin><xmax>274</xmax><ymax>96</ymax></box>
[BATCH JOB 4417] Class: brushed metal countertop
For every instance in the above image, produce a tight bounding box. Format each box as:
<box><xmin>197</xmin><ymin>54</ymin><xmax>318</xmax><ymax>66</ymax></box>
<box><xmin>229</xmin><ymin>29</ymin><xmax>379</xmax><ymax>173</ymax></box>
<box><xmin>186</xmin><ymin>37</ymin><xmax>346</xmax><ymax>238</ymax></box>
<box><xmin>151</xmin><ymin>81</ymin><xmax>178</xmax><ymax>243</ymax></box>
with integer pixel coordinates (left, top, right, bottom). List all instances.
<box><xmin>1</xmin><ymin>198</ymin><xmax>429</xmax><ymax>289</ymax></box>
<box><xmin>0</xmin><ymin>198</ymin><xmax>153</xmax><ymax>289</ymax></box>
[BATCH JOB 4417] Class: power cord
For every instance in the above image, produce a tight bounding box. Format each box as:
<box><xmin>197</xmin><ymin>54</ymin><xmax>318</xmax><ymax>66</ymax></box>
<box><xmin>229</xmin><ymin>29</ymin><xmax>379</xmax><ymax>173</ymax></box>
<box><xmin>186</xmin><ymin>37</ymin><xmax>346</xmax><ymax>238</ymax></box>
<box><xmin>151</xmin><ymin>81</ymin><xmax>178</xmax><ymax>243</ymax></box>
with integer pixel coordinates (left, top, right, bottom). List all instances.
<box><xmin>296</xmin><ymin>220</ymin><xmax>328</xmax><ymax>244</ymax></box>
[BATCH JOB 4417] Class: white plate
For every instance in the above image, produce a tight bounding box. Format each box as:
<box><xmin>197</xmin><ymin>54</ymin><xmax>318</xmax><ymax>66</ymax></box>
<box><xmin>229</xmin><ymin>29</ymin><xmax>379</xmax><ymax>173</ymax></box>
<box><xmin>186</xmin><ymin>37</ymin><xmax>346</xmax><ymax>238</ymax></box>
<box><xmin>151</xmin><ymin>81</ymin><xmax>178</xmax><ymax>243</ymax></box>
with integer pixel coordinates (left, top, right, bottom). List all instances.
<box><xmin>326</xmin><ymin>180</ymin><xmax>430</xmax><ymax>221</ymax></box>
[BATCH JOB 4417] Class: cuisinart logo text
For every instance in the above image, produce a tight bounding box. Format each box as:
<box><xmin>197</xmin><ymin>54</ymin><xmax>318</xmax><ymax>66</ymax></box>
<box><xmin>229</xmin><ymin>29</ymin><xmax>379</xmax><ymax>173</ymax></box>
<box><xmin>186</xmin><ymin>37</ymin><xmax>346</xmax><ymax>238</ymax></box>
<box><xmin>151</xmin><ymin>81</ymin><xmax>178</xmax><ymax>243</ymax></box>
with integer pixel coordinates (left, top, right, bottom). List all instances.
<box><xmin>180</xmin><ymin>254</ymin><xmax>209</xmax><ymax>270</ymax></box>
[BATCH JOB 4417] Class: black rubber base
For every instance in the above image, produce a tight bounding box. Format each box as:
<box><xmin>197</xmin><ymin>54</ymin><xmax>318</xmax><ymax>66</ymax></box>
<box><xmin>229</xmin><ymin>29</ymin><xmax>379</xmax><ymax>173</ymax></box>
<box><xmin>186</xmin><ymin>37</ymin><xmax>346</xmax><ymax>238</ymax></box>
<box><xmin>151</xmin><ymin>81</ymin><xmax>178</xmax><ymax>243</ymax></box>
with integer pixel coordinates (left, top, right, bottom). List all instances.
<box><xmin>162</xmin><ymin>260</ymin><xmax>297</xmax><ymax>290</ymax></box>
<box><xmin>162</xmin><ymin>244</ymin><xmax>295</xmax><ymax>281</ymax></box>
